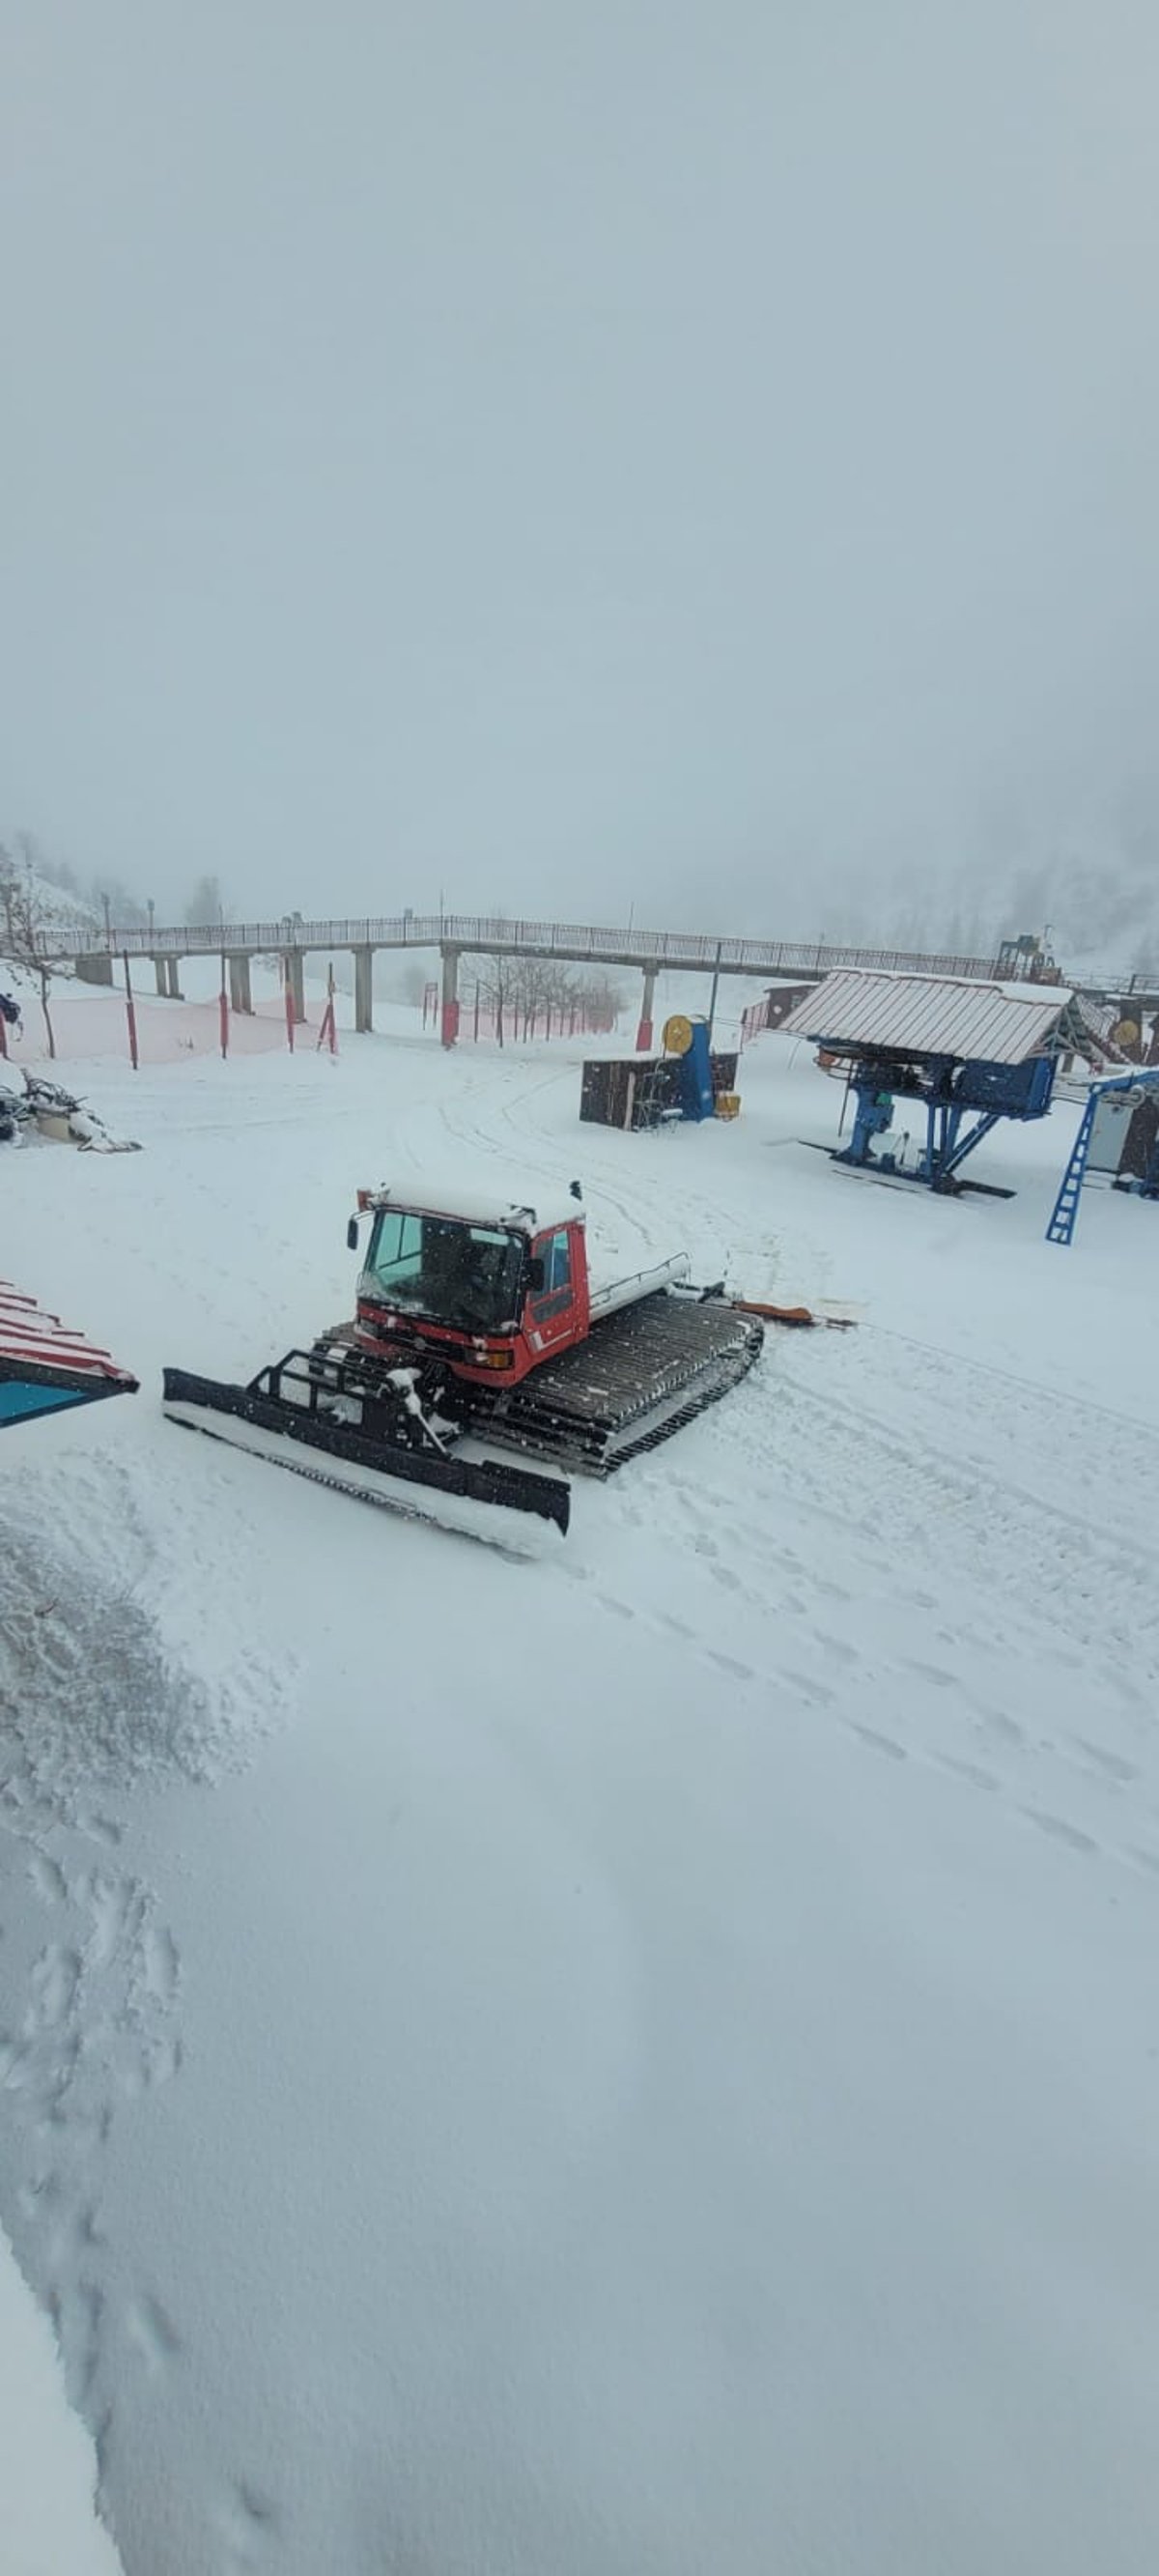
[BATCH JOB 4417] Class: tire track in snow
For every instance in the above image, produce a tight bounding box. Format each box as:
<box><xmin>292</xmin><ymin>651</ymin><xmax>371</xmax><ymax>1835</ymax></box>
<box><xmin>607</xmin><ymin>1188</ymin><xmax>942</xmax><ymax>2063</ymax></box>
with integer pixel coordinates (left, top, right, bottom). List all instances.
<box><xmin>427</xmin><ymin>1045</ymin><xmax>1159</xmax><ymax>1874</ymax></box>
<box><xmin>558</xmin><ymin>1531</ymin><xmax>1159</xmax><ymax>1890</ymax></box>
<box><xmin>554</xmin><ymin>1320</ymin><xmax>1159</xmax><ymax>1887</ymax></box>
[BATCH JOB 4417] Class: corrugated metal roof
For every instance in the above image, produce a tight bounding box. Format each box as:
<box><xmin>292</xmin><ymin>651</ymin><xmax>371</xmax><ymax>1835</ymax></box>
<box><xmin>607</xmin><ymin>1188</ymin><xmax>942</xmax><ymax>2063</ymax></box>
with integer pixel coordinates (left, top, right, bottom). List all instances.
<box><xmin>0</xmin><ymin>1283</ymin><xmax>138</xmax><ymax>1387</ymax></box>
<box><xmin>779</xmin><ymin>971</ymin><xmax>1072</xmax><ymax>1066</ymax></box>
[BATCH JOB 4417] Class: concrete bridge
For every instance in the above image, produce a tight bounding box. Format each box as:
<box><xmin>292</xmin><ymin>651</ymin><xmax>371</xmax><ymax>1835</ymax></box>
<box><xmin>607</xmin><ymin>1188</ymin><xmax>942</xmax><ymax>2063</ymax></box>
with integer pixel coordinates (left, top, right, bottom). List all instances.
<box><xmin>48</xmin><ymin>907</ymin><xmax>1006</xmax><ymax>1049</ymax></box>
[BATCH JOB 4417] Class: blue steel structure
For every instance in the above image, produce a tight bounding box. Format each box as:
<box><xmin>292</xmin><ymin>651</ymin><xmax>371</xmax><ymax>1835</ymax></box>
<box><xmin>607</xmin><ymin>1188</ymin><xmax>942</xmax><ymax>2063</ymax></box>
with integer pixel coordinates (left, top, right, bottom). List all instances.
<box><xmin>1046</xmin><ymin>1067</ymin><xmax>1159</xmax><ymax>1245</ymax></box>
<box><xmin>830</xmin><ymin>1050</ymin><xmax>1057</xmax><ymax>1191</ymax></box>
<box><xmin>677</xmin><ymin>1019</ymin><xmax>718</xmax><ymax>1122</ymax></box>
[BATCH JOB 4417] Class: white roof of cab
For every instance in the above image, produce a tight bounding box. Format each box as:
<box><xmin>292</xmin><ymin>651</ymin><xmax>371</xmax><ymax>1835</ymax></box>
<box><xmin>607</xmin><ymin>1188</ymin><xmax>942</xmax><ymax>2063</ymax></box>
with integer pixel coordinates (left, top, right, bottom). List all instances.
<box><xmin>364</xmin><ymin>1183</ymin><xmax>585</xmax><ymax>1235</ymax></box>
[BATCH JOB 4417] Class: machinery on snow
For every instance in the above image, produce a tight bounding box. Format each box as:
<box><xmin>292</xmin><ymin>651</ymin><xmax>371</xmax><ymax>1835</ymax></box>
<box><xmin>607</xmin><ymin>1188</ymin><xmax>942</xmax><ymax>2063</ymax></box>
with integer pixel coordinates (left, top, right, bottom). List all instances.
<box><xmin>163</xmin><ymin>1182</ymin><xmax>764</xmax><ymax>1540</ymax></box>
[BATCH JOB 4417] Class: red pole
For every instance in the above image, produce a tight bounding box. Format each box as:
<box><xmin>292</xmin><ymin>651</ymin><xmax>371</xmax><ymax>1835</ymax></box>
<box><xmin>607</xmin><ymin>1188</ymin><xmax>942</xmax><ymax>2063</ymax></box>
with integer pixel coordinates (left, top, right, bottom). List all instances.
<box><xmin>316</xmin><ymin>964</ymin><xmax>337</xmax><ymax>1055</ymax></box>
<box><xmin>123</xmin><ymin>952</ymin><xmax>139</xmax><ymax>1072</ymax></box>
<box><xmin>219</xmin><ymin>955</ymin><xmax>229</xmax><ymax>1060</ymax></box>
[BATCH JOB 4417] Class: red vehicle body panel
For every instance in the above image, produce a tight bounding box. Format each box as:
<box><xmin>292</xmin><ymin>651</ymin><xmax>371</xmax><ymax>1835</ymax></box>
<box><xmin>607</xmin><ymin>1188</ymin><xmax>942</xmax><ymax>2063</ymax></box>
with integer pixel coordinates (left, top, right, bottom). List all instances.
<box><xmin>353</xmin><ymin>1216</ymin><xmax>592</xmax><ymax>1389</ymax></box>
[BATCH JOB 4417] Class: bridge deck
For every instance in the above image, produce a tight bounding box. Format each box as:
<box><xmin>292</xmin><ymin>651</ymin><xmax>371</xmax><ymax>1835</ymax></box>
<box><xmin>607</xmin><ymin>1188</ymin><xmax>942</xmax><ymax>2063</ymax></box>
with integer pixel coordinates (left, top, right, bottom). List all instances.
<box><xmin>42</xmin><ymin>907</ymin><xmax>1003</xmax><ymax>985</ymax></box>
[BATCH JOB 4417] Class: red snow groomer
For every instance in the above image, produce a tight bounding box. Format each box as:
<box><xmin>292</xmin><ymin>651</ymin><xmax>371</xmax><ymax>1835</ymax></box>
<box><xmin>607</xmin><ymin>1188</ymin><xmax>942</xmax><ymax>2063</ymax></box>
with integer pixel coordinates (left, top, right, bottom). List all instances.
<box><xmin>163</xmin><ymin>1182</ymin><xmax>763</xmax><ymax>1541</ymax></box>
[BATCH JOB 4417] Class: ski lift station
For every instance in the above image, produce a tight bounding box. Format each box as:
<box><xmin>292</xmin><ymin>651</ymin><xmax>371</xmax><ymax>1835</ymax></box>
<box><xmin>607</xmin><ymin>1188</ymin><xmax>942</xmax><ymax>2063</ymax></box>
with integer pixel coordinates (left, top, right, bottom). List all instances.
<box><xmin>779</xmin><ymin>970</ymin><xmax>1117</xmax><ymax>1195</ymax></box>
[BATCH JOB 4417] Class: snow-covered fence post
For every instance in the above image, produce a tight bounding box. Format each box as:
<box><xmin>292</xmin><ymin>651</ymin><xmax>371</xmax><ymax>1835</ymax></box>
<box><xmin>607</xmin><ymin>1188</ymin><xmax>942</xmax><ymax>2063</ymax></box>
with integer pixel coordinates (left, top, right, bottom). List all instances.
<box><xmin>123</xmin><ymin>952</ymin><xmax>139</xmax><ymax>1072</ymax></box>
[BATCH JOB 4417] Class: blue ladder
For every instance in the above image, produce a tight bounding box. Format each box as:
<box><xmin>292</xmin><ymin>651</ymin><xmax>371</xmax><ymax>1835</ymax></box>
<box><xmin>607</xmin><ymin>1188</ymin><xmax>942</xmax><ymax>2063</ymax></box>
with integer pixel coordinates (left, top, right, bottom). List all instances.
<box><xmin>1045</xmin><ymin>1096</ymin><xmax>1095</xmax><ymax>1245</ymax></box>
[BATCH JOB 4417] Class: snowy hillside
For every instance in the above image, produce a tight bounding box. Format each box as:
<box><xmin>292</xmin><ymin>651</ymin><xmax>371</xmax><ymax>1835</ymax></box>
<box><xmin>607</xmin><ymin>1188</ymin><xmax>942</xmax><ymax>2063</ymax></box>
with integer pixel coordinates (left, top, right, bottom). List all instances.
<box><xmin>0</xmin><ymin>849</ymin><xmax>100</xmax><ymax>1020</ymax></box>
<box><xmin>2</xmin><ymin>1022</ymin><xmax>1158</xmax><ymax>2575</ymax></box>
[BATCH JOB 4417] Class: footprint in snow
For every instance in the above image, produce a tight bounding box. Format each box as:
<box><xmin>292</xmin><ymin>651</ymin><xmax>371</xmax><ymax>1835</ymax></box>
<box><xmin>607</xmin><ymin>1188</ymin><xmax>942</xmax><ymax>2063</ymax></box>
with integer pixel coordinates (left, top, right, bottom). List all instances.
<box><xmin>849</xmin><ymin>1723</ymin><xmax>908</xmax><ymax>1762</ymax></box>
<box><xmin>1019</xmin><ymin>1806</ymin><xmax>1099</xmax><ymax>1857</ymax></box>
<box><xmin>27</xmin><ymin>1944</ymin><xmax>81</xmax><ymax>2030</ymax></box>
<box><xmin>144</xmin><ymin>1924</ymin><xmax>180</xmax><ymax>2003</ymax></box>
<box><xmin>126</xmin><ymin>2289</ymin><xmax>183</xmax><ymax>2378</ymax></box>
<box><xmin>26</xmin><ymin>1850</ymin><xmax>68</xmax><ymax>1903</ymax></box>
<box><xmin>932</xmin><ymin>1753</ymin><xmax>1000</xmax><ymax>1793</ymax></box>
<box><xmin>1069</xmin><ymin>1736</ymin><xmax>1139</xmax><ymax>1786</ymax></box>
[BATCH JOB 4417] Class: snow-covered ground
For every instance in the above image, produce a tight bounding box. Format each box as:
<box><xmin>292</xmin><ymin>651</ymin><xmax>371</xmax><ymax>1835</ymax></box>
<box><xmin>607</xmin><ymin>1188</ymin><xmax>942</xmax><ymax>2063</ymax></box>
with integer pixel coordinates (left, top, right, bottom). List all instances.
<box><xmin>0</xmin><ymin>2220</ymin><xmax>125</xmax><ymax>2573</ymax></box>
<box><xmin>2</xmin><ymin>1020</ymin><xmax>1158</xmax><ymax>2574</ymax></box>
<box><xmin>0</xmin><ymin>940</ymin><xmax>770</xmax><ymax>1069</ymax></box>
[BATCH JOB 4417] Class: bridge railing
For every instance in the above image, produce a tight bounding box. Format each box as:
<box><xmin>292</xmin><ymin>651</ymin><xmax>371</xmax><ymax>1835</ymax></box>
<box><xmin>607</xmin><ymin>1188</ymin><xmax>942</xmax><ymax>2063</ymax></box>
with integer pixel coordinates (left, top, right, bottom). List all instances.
<box><xmin>33</xmin><ymin>905</ymin><xmax>1004</xmax><ymax>984</ymax></box>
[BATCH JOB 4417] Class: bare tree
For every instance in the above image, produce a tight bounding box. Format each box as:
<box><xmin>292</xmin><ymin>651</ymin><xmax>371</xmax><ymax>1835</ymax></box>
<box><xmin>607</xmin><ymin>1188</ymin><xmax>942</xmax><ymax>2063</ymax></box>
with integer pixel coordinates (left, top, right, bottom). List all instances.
<box><xmin>461</xmin><ymin>946</ymin><xmax>624</xmax><ymax>1043</ymax></box>
<box><xmin>0</xmin><ymin>841</ymin><xmax>73</xmax><ymax>1058</ymax></box>
<box><xmin>185</xmin><ymin>873</ymin><xmax>227</xmax><ymax>928</ymax></box>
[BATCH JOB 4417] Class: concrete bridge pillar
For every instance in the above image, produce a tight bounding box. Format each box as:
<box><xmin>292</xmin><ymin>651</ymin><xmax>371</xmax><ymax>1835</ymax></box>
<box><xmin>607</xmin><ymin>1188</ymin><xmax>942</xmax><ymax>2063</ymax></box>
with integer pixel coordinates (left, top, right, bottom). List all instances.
<box><xmin>636</xmin><ymin>966</ymin><xmax>657</xmax><ymax>1052</ymax></box>
<box><xmin>228</xmin><ymin>955</ymin><xmax>253</xmax><ymax>1015</ymax></box>
<box><xmin>75</xmin><ymin>953</ymin><xmax>114</xmax><ymax>988</ymax></box>
<box><xmin>440</xmin><ymin>945</ymin><xmax>461</xmax><ymax>1048</ymax></box>
<box><xmin>353</xmin><ymin>945</ymin><xmax>375</xmax><ymax>1033</ymax></box>
<box><xmin>166</xmin><ymin>957</ymin><xmax>183</xmax><ymax>999</ymax></box>
<box><xmin>284</xmin><ymin>951</ymin><xmax>306</xmax><ymax>1025</ymax></box>
<box><xmin>154</xmin><ymin>958</ymin><xmax>167</xmax><ymax>997</ymax></box>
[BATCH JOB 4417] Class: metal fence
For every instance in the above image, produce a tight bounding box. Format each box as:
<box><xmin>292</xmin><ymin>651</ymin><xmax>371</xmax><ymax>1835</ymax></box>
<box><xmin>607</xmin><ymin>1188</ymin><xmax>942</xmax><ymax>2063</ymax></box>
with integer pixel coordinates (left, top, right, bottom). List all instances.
<box><xmin>38</xmin><ymin>906</ymin><xmax>1004</xmax><ymax>984</ymax></box>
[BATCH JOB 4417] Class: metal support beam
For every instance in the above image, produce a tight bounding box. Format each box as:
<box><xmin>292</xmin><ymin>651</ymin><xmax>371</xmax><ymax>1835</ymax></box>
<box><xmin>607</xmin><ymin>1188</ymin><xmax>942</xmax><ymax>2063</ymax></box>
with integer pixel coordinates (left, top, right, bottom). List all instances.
<box><xmin>706</xmin><ymin>943</ymin><xmax>721</xmax><ymax>1044</ymax></box>
<box><xmin>284</xmin><ymin>951</ymin><xmax>306</xmax><ymax>1025</ymax></box>
<box><xmin>228</xmin><ymin>954</ymin><xmax>253</xmax><ymax>1015</ymax></box>
<box><xmin>636</xmin><ymin>966</ymin><xmax>657</xmax><ymax>1053</ymax></box>
<box><xmin>936</xmin><ymin>1107</ymin><xmax>1003</xmax><ymax>1182</ymax></box>
<box><xmin>440</xmin><ymin>945</ymin><xmax>460</xmax><ymax>1048</ymax></box>
<box><xmin>353</xmin><ymin>945</ymin><xmax>374</xmax><ymax>1034</ymax></box>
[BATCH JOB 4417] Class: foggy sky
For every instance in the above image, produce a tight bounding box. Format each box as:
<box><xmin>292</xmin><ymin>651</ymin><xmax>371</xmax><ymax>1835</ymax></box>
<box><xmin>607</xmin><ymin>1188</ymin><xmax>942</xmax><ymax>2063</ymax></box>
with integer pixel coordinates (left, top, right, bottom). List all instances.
<box><xmin>3</xmin><ymin>1</ymin><xmax>1157</xmax><ymax>940</ymax></box>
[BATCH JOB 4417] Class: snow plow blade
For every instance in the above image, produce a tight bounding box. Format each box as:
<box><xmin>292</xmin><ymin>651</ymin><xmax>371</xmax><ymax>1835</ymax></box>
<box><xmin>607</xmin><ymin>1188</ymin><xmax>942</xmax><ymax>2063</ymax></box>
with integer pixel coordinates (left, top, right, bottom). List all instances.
<box><xmin>162</xmin><ymin>1356</ymin><xmax>571</xmax><ymax>1539</ymax></box>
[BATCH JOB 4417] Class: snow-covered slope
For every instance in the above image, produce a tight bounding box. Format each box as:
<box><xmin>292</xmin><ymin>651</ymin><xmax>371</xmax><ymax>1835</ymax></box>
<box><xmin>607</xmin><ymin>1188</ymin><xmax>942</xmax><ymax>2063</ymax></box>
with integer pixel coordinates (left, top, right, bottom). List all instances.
<box><xmin>0</xmin><ymin>2225</ymin><xmax>124</xmax><ymax>2573</ymax></box>
<box><xmin>0</xmin><ymin>852</ymin><xmax>100</xmax><ymax>1033</ymax></box>
<box><xmin>1</xmin><ymin>1028</ymin><xmax>1157</xmax><ymax>2575</ymax></box>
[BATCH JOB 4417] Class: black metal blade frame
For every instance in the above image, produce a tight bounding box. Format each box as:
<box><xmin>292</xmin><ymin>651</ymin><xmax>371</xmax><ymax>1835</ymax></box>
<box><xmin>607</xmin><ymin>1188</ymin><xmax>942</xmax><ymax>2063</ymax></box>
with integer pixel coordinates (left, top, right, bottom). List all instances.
<box><xmin>162</xmin><ymin>1356</ymin><xmax>570</xmax><ymax>1536</ymax></box>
